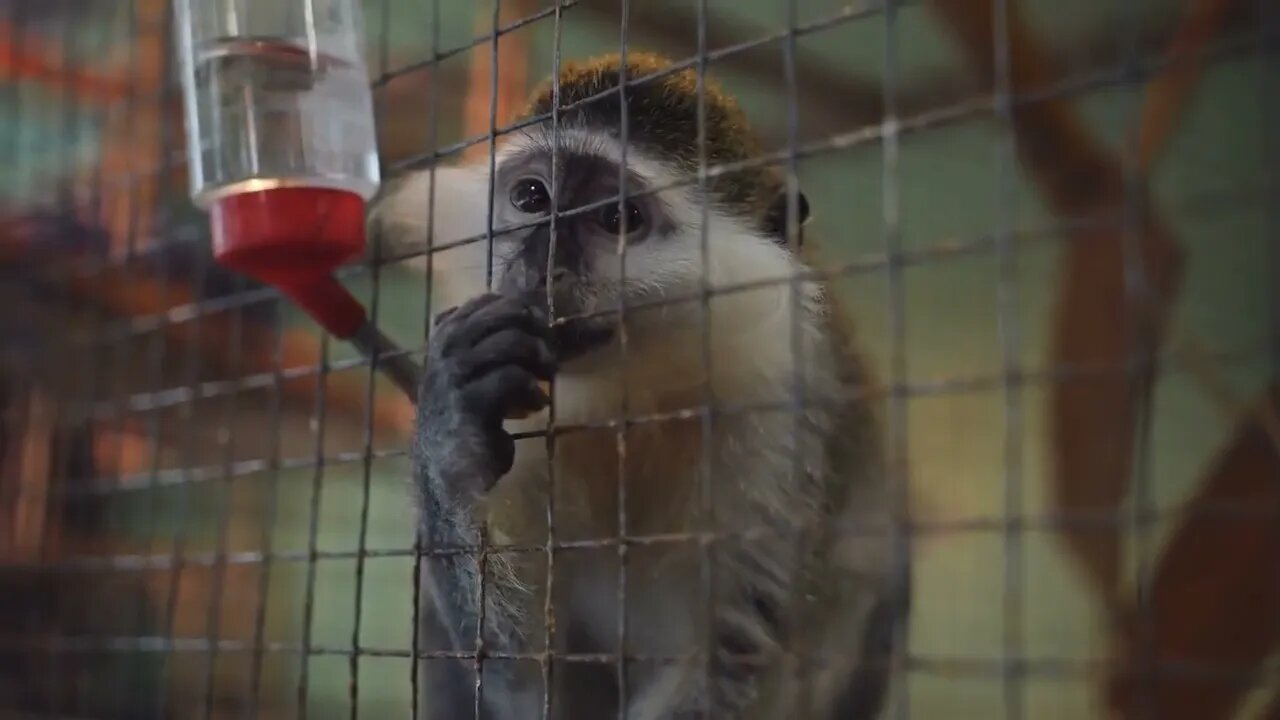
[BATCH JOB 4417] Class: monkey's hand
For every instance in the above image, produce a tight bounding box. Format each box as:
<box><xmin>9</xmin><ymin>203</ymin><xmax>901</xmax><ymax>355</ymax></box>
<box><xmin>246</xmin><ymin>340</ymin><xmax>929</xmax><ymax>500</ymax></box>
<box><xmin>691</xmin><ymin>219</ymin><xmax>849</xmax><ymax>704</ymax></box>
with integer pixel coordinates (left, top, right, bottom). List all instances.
<box><xmin>411</xmin><ymin>294</ymin><xmax>555</xmax><ymax>714</ymax></box>
<box><xmin>418</xmin><ymin>293</ymin><xmax>556</xmax><ymax>490</ymax></box>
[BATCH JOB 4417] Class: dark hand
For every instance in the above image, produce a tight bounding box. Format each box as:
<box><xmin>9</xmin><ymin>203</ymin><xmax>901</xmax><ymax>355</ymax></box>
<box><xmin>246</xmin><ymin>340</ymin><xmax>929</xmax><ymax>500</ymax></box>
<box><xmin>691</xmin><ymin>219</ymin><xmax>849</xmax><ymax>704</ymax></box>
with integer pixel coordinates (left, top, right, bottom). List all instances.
<box><xmin>416</xmin><ymin>294</ymin><xmax>556</xmax><ymax>489</ymax></box>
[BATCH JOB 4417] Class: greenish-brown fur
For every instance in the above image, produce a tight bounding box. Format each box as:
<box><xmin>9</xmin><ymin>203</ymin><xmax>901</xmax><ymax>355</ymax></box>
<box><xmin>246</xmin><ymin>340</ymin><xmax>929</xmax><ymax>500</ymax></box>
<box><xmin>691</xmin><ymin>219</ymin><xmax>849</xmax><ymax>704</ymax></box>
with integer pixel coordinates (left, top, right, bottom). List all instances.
<box><xmin>520</xmin><ymin>52</ymin><xmax>785</xmax><ymax>229</ymax></box>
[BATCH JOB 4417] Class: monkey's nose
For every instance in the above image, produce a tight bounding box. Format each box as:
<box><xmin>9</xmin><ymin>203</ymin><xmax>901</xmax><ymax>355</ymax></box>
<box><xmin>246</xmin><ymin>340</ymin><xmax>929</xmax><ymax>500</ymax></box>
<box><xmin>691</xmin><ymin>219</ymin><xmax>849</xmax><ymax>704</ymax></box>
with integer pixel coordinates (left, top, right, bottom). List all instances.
<box><xmin>509</xmin><ymin>269</ymin><xmax>579</xmax><ymax>318</ymax></box>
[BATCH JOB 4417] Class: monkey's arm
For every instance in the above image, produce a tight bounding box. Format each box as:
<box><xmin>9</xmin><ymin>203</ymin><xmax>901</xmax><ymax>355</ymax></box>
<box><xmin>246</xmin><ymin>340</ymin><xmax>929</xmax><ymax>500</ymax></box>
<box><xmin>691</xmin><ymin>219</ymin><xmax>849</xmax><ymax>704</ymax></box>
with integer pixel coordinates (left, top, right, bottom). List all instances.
<box><xmin>412</xmin><ymin>293</ymin><xmax>555</xmax><ymax>713</ymax></box>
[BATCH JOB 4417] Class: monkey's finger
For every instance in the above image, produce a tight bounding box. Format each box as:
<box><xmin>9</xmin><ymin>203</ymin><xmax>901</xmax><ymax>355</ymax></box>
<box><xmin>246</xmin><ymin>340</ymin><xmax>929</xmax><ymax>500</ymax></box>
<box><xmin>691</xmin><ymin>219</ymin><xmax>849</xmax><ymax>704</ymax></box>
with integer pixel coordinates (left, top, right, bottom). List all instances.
<box><xmin>461</xmin><ymin>365</ymin><xmax>551</xmax><ymax>420</ymax></box>
<box><xmin>434</xmin><ymin>292</ymin><xmax>502</xmax><ymax>328</ymax></box>
<box><xmin>432</xmin><ymin>306</ymin><xmax>460</xmax><ymax>327</ymax></box>
<box><xmin>429</xmin><ymin>296</ymin><xmax>499</xmax><ymax>350</ymax></box>
<box><xmin>461</xmin><ymin>328</ymin><xmax>556</xmax><ymax>383</ymax></box>
<box><xmin>507</xmin><ymin>380</ymin><xmax>552</xmax><ymax>420</ymax></box>
<box><xmin>445</xmin><ymin>298</ymin><xmax>553</xmax><ymax>354</ymax></box>
<box><xmin>466</xmin><ymin>294</ymin><xmax>551</xmax><ymax>329</ymax></box>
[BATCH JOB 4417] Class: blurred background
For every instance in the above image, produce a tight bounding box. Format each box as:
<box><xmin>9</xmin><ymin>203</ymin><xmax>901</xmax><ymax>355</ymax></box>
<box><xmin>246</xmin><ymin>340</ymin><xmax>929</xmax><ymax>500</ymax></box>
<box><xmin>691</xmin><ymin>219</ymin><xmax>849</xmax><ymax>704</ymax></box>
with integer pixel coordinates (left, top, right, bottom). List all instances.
<box><xmin>0</xmin><ymin>0</ymin><xmax>1276</xmax><ymax>718</ymax></box>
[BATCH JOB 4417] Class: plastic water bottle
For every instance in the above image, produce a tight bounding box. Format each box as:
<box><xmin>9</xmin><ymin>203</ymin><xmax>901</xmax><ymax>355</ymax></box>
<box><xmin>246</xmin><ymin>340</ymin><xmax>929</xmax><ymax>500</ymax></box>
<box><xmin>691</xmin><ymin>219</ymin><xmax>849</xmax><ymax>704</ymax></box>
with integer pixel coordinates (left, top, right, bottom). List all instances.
<box><xmin>174</xmin><ymin>0</ymin><xmax>380</xmax><ymax>338</ymax></box>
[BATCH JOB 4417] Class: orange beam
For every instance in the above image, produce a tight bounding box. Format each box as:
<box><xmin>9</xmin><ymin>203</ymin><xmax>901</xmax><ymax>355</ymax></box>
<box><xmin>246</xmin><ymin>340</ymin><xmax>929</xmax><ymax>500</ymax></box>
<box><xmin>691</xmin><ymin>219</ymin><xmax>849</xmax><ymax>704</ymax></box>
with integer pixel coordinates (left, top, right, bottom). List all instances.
<box><xmin>929</xmin><ymin>0</ymin><xmax>1185</xmax><ymax>613</ymax></box>
<box><xmin>95</xmin><ymin>0</ymin><xmax>168</xmax><ymax>255</ymax></box>
<box><xmin>462</xmin><ymin>1</ymin><xmax>535</xmax><ymax>162</ymax></box>
<box><xmin>0</xmin><ymin>389</ymin><xmax>54</xmax><ymax>562</ymax></box>
<box><xmin>0</xmin><ymin>20</ymin><xmax>132</xmax><ymax>105</ymax></box>
<box><xmin>1135</xmin><ymin>0</ymin><xmax>1238</xmax><ymax>173</ymax></box>
<box><xmin>1106</xmin><ymin>388</ymin><xmax>1280</xmax><ymax>720</ymax></box>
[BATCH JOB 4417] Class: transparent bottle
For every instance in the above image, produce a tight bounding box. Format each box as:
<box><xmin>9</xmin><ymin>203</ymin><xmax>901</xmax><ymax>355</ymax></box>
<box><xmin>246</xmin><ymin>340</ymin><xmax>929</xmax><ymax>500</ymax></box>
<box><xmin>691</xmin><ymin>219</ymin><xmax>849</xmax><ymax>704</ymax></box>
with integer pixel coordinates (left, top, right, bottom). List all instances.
<box><xmin>174</xmin><ymin>0</ymin><xmax>380</xmax><ymax>336</ymax></box>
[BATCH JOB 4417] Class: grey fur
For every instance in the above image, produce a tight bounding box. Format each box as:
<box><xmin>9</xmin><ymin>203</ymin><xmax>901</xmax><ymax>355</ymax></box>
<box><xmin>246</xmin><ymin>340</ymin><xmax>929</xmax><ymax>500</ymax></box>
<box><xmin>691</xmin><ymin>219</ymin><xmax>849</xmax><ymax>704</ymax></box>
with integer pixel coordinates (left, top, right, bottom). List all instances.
<box><xmin>413</xmin><ymin>293</ymin><xmax>555</xmax><ymax>718</ymax></box>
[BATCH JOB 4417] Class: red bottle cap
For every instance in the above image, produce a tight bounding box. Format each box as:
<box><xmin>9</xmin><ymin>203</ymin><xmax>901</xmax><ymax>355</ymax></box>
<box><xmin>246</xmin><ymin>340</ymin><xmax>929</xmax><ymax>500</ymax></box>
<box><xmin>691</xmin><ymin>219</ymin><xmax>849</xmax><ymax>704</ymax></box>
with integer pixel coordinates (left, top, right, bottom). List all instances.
<box><xmin>210</xmin><ymin>187</ymin><xmax>369</xmax><ymax>338</ymax></box>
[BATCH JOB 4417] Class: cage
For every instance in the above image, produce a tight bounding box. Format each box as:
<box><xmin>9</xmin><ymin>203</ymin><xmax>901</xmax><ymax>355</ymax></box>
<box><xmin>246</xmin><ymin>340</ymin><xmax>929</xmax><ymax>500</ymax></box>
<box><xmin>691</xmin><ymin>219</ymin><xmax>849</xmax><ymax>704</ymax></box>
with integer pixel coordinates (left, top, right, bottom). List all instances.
<box><xmin>0</xmin><ymin>0</ymin><xmax>1277</xmax><ymax>718</ymax></box>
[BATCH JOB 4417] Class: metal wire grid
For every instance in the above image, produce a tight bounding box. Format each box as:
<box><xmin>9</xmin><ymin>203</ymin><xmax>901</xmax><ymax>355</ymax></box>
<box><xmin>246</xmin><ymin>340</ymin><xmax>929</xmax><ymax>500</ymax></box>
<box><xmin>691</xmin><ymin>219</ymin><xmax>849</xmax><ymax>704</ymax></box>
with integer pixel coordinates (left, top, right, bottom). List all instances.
<box><xmin>1267</xmin><ymin>0</ymin><xmax>1280</xmax><ymax>374</ymax></box>
<box><xmin>0</xmin><ymin>0</ymin><xmax>1275</xmax><ymax>719</ymax></box>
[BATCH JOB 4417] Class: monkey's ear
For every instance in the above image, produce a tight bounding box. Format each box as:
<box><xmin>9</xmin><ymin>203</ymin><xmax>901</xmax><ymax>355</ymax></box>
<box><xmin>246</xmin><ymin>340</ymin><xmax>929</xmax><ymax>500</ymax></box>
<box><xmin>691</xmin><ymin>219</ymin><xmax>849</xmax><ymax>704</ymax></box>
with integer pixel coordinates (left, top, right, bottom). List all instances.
<box><xmin>763</xmin><ymin>190</ymin><xmax>811</xmax><ymax>245</ymax></box>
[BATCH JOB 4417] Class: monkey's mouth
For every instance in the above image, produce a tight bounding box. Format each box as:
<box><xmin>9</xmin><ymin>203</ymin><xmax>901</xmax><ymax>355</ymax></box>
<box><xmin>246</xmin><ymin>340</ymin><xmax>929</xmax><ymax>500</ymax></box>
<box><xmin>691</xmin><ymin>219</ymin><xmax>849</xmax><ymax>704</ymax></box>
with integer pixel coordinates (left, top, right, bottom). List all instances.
<box><xmin>514</xmin><ymin>283</ymin><xmax>615</xmax><ymax>363</ymax></box>
<box><xmin>551</xmin><ymin>316</ymin><xmax>615</xmax><ymax>362</ymax></box>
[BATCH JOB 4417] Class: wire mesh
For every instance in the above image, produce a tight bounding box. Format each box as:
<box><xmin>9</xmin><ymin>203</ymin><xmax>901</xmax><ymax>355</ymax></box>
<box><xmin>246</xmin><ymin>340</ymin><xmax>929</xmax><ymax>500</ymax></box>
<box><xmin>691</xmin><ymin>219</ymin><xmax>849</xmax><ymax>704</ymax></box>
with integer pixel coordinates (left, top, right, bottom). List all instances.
<box><xmin>1</xmin><ymin>0</ymin><xmax>1277</xmax><ymax>719</ymax></box>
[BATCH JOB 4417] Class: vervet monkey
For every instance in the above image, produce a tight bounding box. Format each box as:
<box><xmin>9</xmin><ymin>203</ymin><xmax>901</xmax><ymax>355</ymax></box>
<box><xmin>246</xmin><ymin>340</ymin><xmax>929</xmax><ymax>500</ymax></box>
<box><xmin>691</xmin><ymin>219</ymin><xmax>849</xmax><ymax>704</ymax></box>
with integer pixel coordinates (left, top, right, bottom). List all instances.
<box><xmin>373</xmin><ymin>52</ymin><xmax>907</xmax><ymax>720</ymax></box>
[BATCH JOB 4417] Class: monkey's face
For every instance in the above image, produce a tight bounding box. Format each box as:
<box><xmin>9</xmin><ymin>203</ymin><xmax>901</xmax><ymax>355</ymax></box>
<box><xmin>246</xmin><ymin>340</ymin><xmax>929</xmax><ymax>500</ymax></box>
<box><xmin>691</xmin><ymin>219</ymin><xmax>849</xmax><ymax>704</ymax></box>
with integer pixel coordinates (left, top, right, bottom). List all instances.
<box><xmin>375</xmin><ymin>128</ymin><xmax>805</xmax><ymax>375</ymax></box>
<box><xmin>486</xmin><ymin>131</ymin><xmax>708</xmax><ymax>362</ymax></box>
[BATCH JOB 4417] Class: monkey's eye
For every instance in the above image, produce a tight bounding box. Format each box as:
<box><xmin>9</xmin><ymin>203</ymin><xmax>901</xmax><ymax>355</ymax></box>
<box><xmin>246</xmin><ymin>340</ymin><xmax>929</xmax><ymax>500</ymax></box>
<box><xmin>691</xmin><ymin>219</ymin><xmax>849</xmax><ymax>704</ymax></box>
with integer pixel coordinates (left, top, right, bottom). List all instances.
<box><xmin>510</xmin><ymin>178</ymin><xmax>550</xmax><ymax>214</ymax></box>
<box><xmin>599</xmin><ymin>201</ymin><xmax>645</xmax><ymax>236</ymax></box>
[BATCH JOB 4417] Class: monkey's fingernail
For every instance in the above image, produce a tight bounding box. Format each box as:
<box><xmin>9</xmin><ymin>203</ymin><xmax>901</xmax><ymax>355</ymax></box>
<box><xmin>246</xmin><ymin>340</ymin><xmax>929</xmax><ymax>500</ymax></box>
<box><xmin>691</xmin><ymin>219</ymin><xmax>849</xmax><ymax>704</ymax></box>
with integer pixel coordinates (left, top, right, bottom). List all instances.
<box><xmin>504</xmin><ymin>385</ymin><xmax>549</xmax><ymax>420</ymax></box>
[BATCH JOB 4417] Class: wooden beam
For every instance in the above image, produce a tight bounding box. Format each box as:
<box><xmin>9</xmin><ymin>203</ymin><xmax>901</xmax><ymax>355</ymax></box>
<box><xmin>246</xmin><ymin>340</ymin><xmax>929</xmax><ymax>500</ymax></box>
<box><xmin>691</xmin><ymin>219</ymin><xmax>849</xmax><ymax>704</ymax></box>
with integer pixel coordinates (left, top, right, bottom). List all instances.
<box><xmin>1105</xmin><ymin>386</ymin><xmax>1280</xmax><ymax>720</ymax></box>
<box><xmin>1135</xmin><ymin>0</ymin><xmax>1239</xmax><ymax>173</ymax></box>
<box><xmin>0</xmin><ymin>388</ymin><xmax>54</xmax><ymax>563</ymax></box>
<box><xmin>94</xmin><ymin>0</ymin><xmax>167</xmax><ymax>257</ymax></box>
<box><xmin>0</xmin><ymin>19</ymin><xmax>132</xmax><ymax>104</ymax></box>
<box><xmin>928</xmin><ymin>0</ymin><xmax>1185</xmax><ymax>615</ymax></box>
<box><xmin>462</xmin><ymin>0</ymin><xmax>536</xmax><ymax>161</ymax></box>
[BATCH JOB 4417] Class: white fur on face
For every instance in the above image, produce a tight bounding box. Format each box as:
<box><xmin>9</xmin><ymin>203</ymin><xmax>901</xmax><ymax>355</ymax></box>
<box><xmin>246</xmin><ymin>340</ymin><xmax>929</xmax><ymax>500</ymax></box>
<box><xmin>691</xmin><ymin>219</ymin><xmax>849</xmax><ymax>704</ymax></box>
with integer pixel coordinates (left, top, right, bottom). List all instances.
<box><xmin>370</xmin><ymin>132</ymin><xmax>832</xmax><ymax>422</ymax></box>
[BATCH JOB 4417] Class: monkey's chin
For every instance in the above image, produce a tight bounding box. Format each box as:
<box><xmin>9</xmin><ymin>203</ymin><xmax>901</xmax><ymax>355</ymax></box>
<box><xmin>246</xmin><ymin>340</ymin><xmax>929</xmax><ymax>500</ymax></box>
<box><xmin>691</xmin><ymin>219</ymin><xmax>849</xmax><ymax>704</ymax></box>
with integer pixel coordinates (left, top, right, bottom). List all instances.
<box><xmin>551</xmin><ymin>318</ymin><xmax>615</xmax><ymax>363</ymax></box>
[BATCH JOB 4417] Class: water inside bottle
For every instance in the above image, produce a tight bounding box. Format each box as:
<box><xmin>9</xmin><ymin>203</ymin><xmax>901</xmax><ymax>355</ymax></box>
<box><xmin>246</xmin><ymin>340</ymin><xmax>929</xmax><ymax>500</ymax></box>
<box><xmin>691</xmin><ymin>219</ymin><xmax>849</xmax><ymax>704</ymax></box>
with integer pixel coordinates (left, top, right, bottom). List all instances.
<box><xmin>190</xmin><ymin>36</ymin><xmax>379</xmax><ymax>206</ymax></box>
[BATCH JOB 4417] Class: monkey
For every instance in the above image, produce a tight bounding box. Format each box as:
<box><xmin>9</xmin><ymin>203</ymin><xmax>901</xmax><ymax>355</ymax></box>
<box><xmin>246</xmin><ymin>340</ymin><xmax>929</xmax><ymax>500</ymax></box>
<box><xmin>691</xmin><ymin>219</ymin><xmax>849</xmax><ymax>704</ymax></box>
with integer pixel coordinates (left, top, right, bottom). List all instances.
<box><xmin>372</xmin><ymin>52</ymin><xmax>908</xmax><ymax>719</ymax></box>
